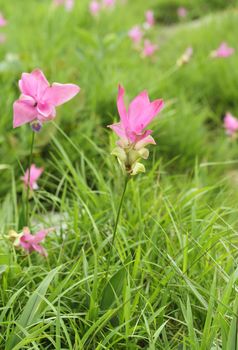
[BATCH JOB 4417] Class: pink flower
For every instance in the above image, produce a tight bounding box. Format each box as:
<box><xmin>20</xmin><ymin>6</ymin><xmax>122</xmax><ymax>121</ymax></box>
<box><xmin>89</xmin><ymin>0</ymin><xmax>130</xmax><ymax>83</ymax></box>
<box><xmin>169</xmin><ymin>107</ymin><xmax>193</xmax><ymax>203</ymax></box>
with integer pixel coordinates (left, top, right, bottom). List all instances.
<box><xmin>224</xmin><ymin>112</ymin><xmax>238</xmax><ymax>136</ymax></box>
<box><xmin>211</xmin><ymin>42</ymin><xmax>235</xmax><ymax>58</ymax></box>
<box><xmin>13</xmin><ymin>69</ymin><xmax>80</xmax><ymax>129</ymax></box>
<box><xmin>21</xmin><ymin>164</ymin><xmax>44</xmax><ymax>190</ymax></box>
<box><xmin>128</xmin><ymin>26</ymin><xmax>143</xmax><ymax>44</ymax></box>
<box><xmin>177</xmin><ymin>7</ymin><xmax>187</xmax><ymax>18</ymax></box>
<box><xmin>89</xmin><ymin>1</ymin><xmax>101</xmax><ymax>16</ymax></box>
<box><xmin>142</xmin><ymin>39</ymin><xmax>158</xmax><ymax>57</ymax></box>
<box><xmin>0</xmin><ymin>13</ymin><xmax>7</xmax><ymax>27</ymax></box>
<box><xmin>0</xmin><ymin>34</ymin><xmax>6</xmax><ymax>44</ymax></box>
<box><xmin>103</xmin><ymin>0</ymin><xmax>115</xmax><ymax>8</ymax></box>
<box><xmin>53</xmin><ymin>0</ymin><xmax>74</xmax><ymax>11</ymax></box>
<box><xmin>108</xmin><ymin>85</ymin><xmax>164</xmax><ymax>145</ymax></box>
<box><xmin>145</xmin><ymin>10</ymin><xmax>155</xmax><ymax>28</ymax></box>
<box><xmin>19</xmin><ymin>227</ymin><xmax>54</xmax><ymax>257</ymax></box>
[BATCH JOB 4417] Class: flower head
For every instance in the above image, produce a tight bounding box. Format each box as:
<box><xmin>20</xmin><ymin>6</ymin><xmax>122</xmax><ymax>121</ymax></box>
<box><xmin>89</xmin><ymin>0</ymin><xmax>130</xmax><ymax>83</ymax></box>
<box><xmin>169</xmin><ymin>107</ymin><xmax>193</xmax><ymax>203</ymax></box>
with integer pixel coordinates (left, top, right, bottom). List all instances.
<box><xmin>177</xmin><ymin>47</ymin><xmax>193</xmax><ymax>66</ymax></box>
<box><xmin>128</xmin><ymin>26</ymin><xmax>143</xmax><ymax>45</ymax></box>
<box><xmin>0</xmin><ymin>13</ymin><xmax>7</xmax><ymax>27</ymax></box>
<box><xmin>17</xmin><ymin>227</ymin><xmax>54</xmax><ymax>257</ymax></box>
<box><xmin>53</xmin><ymin>0</ymin><xmax>74</xmax><ymax>11</ymax></box>
<box><xmin>177</xmin><ymin>7</ymin><xmax>187</xmax><ymax>18</ymax></box>
<box><xmin>142</xmin><ymin>39</ymin><xmax>158</xmax><ymax>57</ymax></box>
<box><xmin>224</xmin><ymin>112</ymin><xmax>238</xmax><ymax>137</ymax></box>
<box><xmin>89</xmin><ymin>1</ymin><xmax>101</xmax><ymax>16</ymax></box>
<box><xmin>210</xmin><ymin>42</ymin><xmax>235</xmax><ymax>58</ymax></box>
<box><xmin>21</xmin><ymin>164</ymin><xmax>44</xmax><ymax>190</ymax></box>
<box><xmin>145</xmin><ymin>10</ymin><xmax>155</xmax><ymax>28</ymax></box>
<box><xmin>13</xmin><ymin>69</ymin><xmax>80</xmax><ymax>129</ymax></box>
<box><xmin>108</xmin><ymin>85</ymin><xmax>164</xmax><ymax>175</ymax></box>
<box><xmin>102</xmin><ymin>0</ymin><xmax>115</xmax><ymax>8</ymax></box>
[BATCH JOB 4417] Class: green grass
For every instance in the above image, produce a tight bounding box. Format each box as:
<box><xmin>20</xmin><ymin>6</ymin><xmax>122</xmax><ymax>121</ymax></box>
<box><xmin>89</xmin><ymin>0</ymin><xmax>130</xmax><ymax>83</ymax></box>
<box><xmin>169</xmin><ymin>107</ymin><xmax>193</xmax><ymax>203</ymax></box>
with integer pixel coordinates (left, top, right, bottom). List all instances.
<box><xmin>1</xmin><ymin>0</ymin><xmax>238</xmax><ymax>348</ymax></box>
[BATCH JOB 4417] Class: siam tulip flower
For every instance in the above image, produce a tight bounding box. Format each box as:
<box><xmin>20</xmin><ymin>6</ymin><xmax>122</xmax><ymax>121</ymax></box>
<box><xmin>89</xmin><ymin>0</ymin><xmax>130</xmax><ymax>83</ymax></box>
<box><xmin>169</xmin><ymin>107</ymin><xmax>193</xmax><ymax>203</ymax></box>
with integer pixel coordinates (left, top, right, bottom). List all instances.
<box><xmin>108</xmin><ymin>85</ymin><xmax>164</xmax><ymax>175</ymax></box>
<box><xmin>128</xmin><ymin>25</ymin><xmax>143</xmax><ymax>45</ymax></box>
<box><xmin>177</xmin><ymin>7</ymin><xmax>187</xmax><ymax>18</ymax></box>
<box><xmin>102</xmin><ymin>0</ymin><xmax>115</xmax><ymax>8</ymax></box>
<box><xmin>144</xmin><ymin>10</ymin><xmax>155</xmax><ymax>29</ymax></box>
<box><xmin>177</xmin><ymin>47</ymin><xmax>193</xmax><ymax>66</ymax></box>
<box><xmin>0</xmin><ymin>13</ymin><xmax>7</xmax><ymax>27</ymax></box>
<box><xmin>142</xmin><ymin>39</ymin><xmax>158</xmax><ymax>57</ymax></box>
<box><xmin>13</xmin><ymin>69</ymin><xmax>80</xmax><ymax>130</ymax></box>
<box><xmin>53</xmin><ymin>0</ymin><xmax>74</xmax><ymax>11</ymax></box>
<box><xmin>0</xmin><ymin>34</ymin><xmax>6</xmax><ymax>44</ymax></box>
<box><xmin>89</xmin><ymin>1</ymin><xmax>101</xmax><ymax>16</ymax></box>
<box><xmin>21</xmin><ymin>164</ymin><xmax>44</xmax><ymax>190</ymax></box>
<box><xmin>224</xmin><ymin>112</ymin><xmax>238</xmax><ymax>137</ymax></box>
<box><xmin>210</xmin><ymin>42</ymin><xmax>235</xmax><ymax>58</ymax></box>
<box><xmin>10</xmin><ymin>227</ymin><xmax>54</xmax><ymax>257</ymax></box>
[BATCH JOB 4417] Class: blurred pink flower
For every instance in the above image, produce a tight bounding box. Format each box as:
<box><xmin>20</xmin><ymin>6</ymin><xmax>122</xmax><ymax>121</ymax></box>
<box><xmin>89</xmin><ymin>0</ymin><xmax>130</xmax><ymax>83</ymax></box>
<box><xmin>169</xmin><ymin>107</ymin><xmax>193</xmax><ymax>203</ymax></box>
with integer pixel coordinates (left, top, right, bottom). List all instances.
<box><xmin>145</xmin><ymin>10</ymin><xmax>155</xmax><ymax>28</ymax></box>
<box><xmin>103</xmin><ymin>0</ymin><xmax>115</xmax><ymax>8</ymax></box>
<box><xmin>19</xmin><ymin>227</ymin><xmax>54</xmax><ymax>257</ymax></box>
<box><xmin>128</xmin><ymin>25</ymin><xmax>143</xmax><ymax>44</ymax></box>
<box><xmin>0</xmin><ymin>34</ymin><xmax>6</xmax><ymax>44</ymax></box>
<box><xmin>0</xmin><ymin>13</ymin><xmax>7</xmax><ymax>27</ymax></box>
<box><xmin>108</xmin><ymin>85</ymin><xmax>164</xmax><ymax>145</ymax></box>
<box><xmin>53</xmin><ymin>0</ymin><xmax>74</xmax><ymax>11</ymax></box>
<box><xmin>142</xmin><ymin>39</ymin><xmax>158</xmax><ymax>57</ymax></box>
<box><xmin>224</xmin><ymin>112</ymin><xmax>238</xmax><ymax>136</ymax></box>
<box><xmin>13</xmin><ymin>69</ymin><xmax>80</xmax><ymax>129</ymax></box>
<box><xmin>21</xmin><ymin>164</ymin><xmax>44</xmax><ymax>190</ymax></box>
<box><xmin>177</xmin><ymin>7</ymin><xmax>187</xmax><ymax>18</ymax></box>
<box><xmin>211</xmin><ymin>42</ymin><xmax>235</xmax><ymax>58</ymax></box>
<box><xmin>89</xmin><ymin>0</ymin><xmax>101</xmax><ymax>16</ymax></box>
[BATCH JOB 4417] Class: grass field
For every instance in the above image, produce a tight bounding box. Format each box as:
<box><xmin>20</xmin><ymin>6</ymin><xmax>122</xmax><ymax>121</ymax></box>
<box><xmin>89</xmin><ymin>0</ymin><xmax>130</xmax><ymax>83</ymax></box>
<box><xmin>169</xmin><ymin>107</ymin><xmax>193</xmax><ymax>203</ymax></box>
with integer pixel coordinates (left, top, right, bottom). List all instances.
<box><xmin>1</xmin><ymin>0</ymin><xmax>238</xmax><ymax>349</ymax></box>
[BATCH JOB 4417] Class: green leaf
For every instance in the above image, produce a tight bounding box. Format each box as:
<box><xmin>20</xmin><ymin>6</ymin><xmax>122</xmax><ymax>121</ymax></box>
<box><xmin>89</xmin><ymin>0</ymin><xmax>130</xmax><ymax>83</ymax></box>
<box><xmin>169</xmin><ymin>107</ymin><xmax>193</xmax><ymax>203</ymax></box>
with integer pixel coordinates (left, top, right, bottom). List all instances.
<box><xmin>6</xmin><ymin>267</ymin><xmax>60</xmax><ymax>349</ymax></box>
<box><xmin>100</xmin><ymin>267</ymin><xmax>126</xmax><ymax>311</ymax></box>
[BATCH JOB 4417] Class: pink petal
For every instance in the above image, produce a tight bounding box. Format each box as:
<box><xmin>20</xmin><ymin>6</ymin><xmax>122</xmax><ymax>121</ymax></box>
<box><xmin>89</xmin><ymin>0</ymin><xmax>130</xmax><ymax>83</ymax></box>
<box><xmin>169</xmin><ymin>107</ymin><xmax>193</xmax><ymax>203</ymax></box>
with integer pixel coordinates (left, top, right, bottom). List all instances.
<box><xmin>108</xmin><ymin>122</ymin><xmax>127</xmax><ymax>139</ymax></box>
<box><xmin>134</xmin><ymin>135</ymin><xmax>156</xmax><ymax>149</ymax></box>
<box><xmin>31</xmin><ymin>243</ymin><xmax>48</xmax><ymax>257</ymax></box>
<box><xmin>33</xmin><ymin>229</ymin><xmax>51</xmax><ymax>244</ymax></box>
<box><xmin>13</xmin><ymin>100</ymin><xmax>37</xmax><ymax>128</ymax></box>
<box><xmin>37</xmin><ymin>101</ymin><xmax>55</xmax><ymax>117</ymax></box>
<box><xmin>43</xmin><ymin>83</ymin><xmax>80</xmax><ymax>106</ymax></box>
<box><xmin>19</xmin><ymin>69</ymin><xmax>49</xmax><ymax>100</ymax></box>
<box><xmin>117</xmin><ymin>85</ymin><xmax>129</xmax><ymax>128</ymax></box>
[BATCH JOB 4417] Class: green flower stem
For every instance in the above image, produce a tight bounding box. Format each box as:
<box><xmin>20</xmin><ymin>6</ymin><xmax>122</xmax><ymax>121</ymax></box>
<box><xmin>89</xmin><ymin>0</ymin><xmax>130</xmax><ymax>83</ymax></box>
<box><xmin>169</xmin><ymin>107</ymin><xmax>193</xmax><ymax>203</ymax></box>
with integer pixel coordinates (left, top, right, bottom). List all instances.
<box><xmin>26</xmin><ymin>131</ymin><xmax>35</xmax><ymax>227</ymax></box>
<box><xmin>105</xmin><ymin>176</ymin><xmax>129</xmax><ymax>280</ymax></box>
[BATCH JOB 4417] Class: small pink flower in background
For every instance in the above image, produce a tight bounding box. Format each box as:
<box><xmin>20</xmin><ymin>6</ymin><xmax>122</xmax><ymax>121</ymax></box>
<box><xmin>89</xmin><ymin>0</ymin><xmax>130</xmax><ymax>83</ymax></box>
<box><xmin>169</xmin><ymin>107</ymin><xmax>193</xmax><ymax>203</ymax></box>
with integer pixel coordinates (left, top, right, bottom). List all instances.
<box><xmin>13</xmin><ymin>69</ymin><xmax>80</xmax><ymax>129</ymax></box>
<box><xmin>211</xmin><ymin>42</ymin><xmax>235</xmax><ymax>58</ymax></box>
<box><xmin>224</xmin><ymin>112</ymin><xmax>238</xmax><ymax>136</ymax></box>
<box><xmin>145</xmin><ymin>10</ymin><xmax>155</xmax><ymax>28</ymax></box>
<box><xmin>0</xmin><ymin>33</ymin><xmax>6</xmax><ymax>44</ymax></box>
<box><xmin>53</xmin><ymin>0</ymin><xmax>74</xmax><ymax>11</ymax></box>
<box><xmin>19</xmin><ymin>227</ymin><xmax>54</xmax><ymax>257</ymax></box>
<box><xmin>142</xmin><ymin>39</ymin><xmax>158</xmax><ymax>57</ymax></box>
<box><xmin>177</xmin><ymin>7</ymin><xmax>187</xmax><ymax>18</ymax></box>
<box><xmin>21</xmin><ymin>164</ymin><xmax>44</xmax><ymax>190</ymax></box>
<box><xmin>89</xmin><ymin>0</ymin><xmax>101</xmax><ymax>16</ymax></box>
<box><xmin>128</xmin><ymin>25</ymin><xmax>143</xmax><ymax>45</ymax></box>
<box><xmin>177</xmin><ymin>46</ymin><xmax>193</xmax><ymax>66</ymax></box>
<box><xmin>108</xmin><ymin>85</ymin><xmax>164</xmax><ymax>175</ymax></box>
<box><xmin>0</xmin><ymin>13</ymin><xmax>7</xmax><ymax>27</ymax></box>
<box><xmin>102</xmin><ymin>0</ymin><xmax>115</xmax><ymax>8</ymax></box>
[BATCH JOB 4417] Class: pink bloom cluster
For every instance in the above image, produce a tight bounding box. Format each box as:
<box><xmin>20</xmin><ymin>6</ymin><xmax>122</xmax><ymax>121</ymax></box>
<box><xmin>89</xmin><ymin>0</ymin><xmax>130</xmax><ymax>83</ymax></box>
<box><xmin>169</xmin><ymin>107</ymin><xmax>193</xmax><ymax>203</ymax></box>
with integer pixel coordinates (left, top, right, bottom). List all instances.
<box><xmin>53</xmin><ymin>0</ymin><xmax>74</xmax><ymax>11</ymax></box>
<box><xmin>11</xmin><ymin>227</ymin><xmax>54</xmax><ymax>257</ymax></box>
<box><xmin>211</xmin><ymin>42</ymin><xmax>235</xmax><ymax>58</ymax></box>
<box><xmin>224</xmin><ymin>112</ymin><xmax>238</xmax><ymax>137</ymax></box>
<box><xmin>128</xmin><ymin>10</ymin><xmax>158</xmax><ymax>58</ymax></box>
<box><xmin>21</xmin><ymin>164</ymin><xmax>44</xmax><ymax>190</ymax></box>
<box><xmin>13</xmin><ymin>69</ymin><xmax>80</xmax><ymax>130</ymax></box>
<box><xmin>89</xmin><ymin>0</ymin><xmax>116</xmax><ymax>16</ymax></box>
<box><xmin>177</xmin><ymin>7</ymin><xmax>187</xmax><ymax>18</ymax></box>
<box><xmin>108</xmin><ymin>85</ymin><xmax>164</xmax><ymax>175</ymax></box>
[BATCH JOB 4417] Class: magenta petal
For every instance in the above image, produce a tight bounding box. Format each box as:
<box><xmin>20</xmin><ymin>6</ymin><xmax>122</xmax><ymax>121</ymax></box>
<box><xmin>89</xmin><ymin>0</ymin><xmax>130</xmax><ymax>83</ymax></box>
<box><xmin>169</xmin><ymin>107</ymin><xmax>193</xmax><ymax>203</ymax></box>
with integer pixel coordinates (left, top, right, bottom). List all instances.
<box><xmin>37</xmin><ymin>101</ymin><xmax>54</xmax><ymax>117</ymax></box>
<box><xmin>108</xmin><ymin>122</ymin><xmax>127</xmax><ymax>139</ymax></box>
<box><xmin>19</xmin><ymin>69</ymin><xmax>49</xmax><ymax>99</ymax></box>
<box><xmin>33</xmin><ymin>229</ymin><xmax>50</xmax><ymax>244</ymax></box>
<box><xmin>43</xmin><ymin>83</ymin><xmax>80</xmax><ymax>106</ymax></box>
<box><xmin>31</xmin><ymin>243</ymin><xmax>48</xmax><ymax>257</ymax></box>
<box><xmin>117</xmin><ymin>85</ymin><xmax>129</xmax><ymax>128</ymax></box>
<box><xmin>13</xmin><ymin>100</ymin><xmax>37</xmax><ymax>128</ymax></box>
